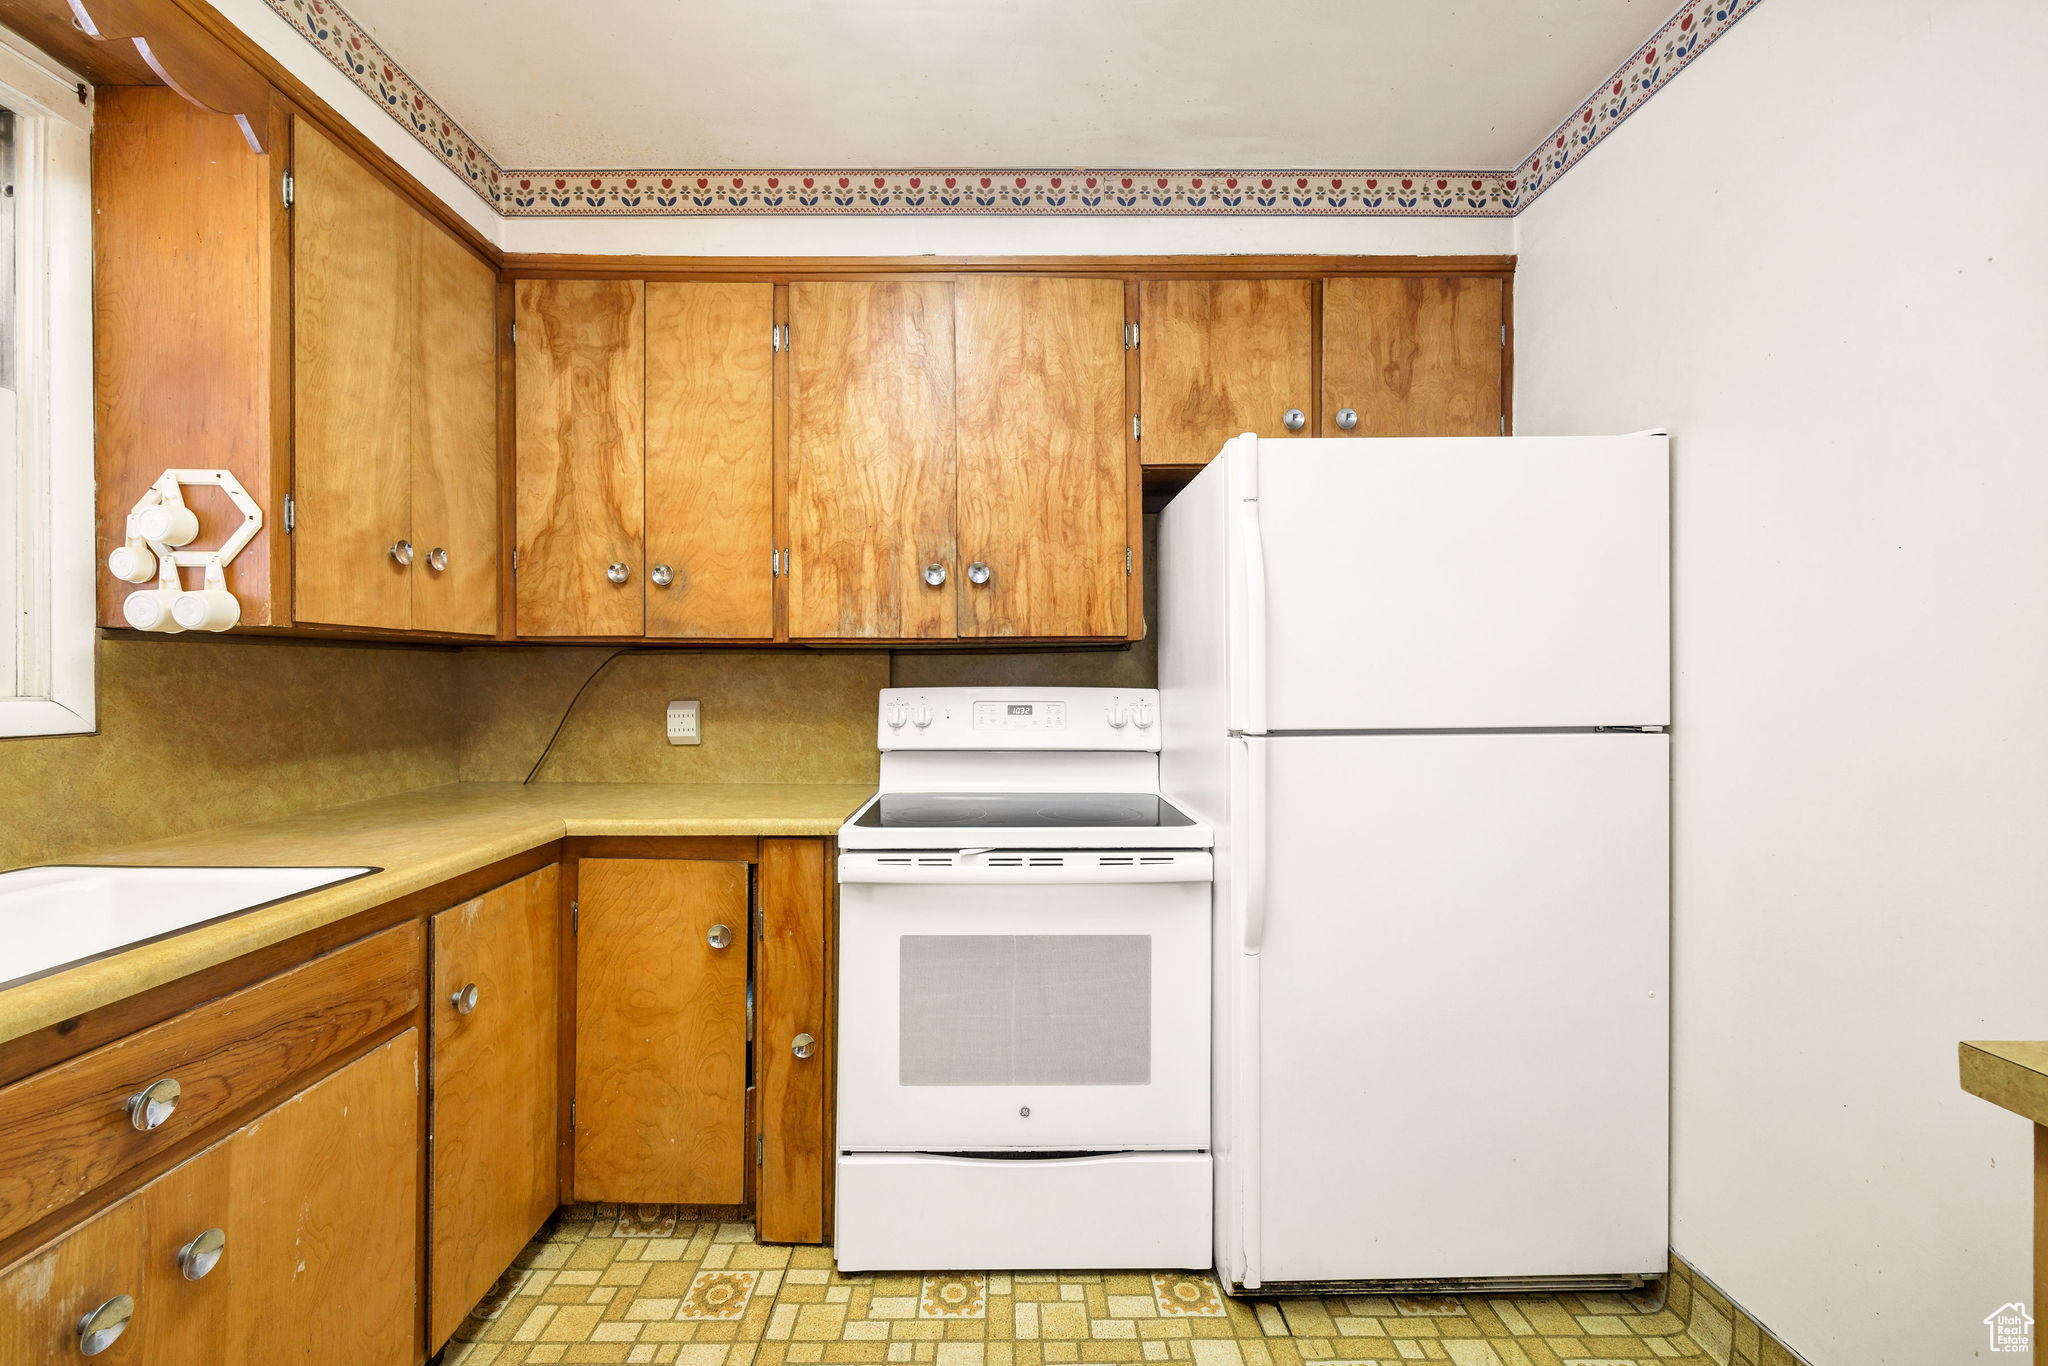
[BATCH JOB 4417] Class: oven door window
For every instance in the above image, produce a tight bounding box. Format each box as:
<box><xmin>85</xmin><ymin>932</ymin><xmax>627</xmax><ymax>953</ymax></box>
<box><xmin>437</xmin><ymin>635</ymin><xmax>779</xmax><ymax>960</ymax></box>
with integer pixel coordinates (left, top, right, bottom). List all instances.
<box><xmin>898</xmin><ymin>935</ymin><xmax>1151</xmax><ymax>1086</ymax></box>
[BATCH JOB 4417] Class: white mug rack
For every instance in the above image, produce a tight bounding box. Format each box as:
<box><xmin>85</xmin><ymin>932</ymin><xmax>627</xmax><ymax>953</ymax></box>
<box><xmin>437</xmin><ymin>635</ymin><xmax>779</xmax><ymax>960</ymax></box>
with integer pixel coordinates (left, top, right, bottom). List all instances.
<box><xmin>108</xmin><ymin>469</ymin><xmax>263</xmax><ymax>633</ymax></box>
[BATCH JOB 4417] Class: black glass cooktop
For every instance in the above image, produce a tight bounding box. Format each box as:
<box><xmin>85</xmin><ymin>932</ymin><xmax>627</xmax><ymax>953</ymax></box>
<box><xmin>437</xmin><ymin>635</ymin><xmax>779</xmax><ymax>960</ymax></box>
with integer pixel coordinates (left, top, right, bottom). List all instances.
<box><xmin>855</xmin><ymin>792</ymin><xmax>1198</xmax><ymax>829</ymax></box>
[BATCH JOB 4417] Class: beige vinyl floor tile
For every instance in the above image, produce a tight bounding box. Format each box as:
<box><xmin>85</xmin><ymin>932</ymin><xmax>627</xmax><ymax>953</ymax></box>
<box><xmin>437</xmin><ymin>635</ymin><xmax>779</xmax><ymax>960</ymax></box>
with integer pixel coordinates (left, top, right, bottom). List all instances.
<box><xmin>441</xmin><ymin>1208</ymin><xmax>1713</xmax><ymax>1366</ymax></box>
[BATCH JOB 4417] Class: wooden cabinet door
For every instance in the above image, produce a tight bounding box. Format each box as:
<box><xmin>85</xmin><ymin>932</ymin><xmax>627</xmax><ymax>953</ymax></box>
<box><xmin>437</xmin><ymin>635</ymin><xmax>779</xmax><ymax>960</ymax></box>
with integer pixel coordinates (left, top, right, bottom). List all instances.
<box><xmin>574</xmin><ymin>860</ymin><xmax>747</xmax><ymax>1203</ymax></box>
<box><xmin>1139</xmin><ymin>279</ymin><xmax>1313</xmax><ymax>466</ymax></box>
<box><xmin>755</xmin><ymin>840</ymin><xmax>828</xmax><ymax>1244</ymax></box>
<box><xmin>224</xmin><ymin>1029</ymin><xmax>419</xmax><ymax>1366</ymax></box>
<box><xmin>1322</xmin><ymin>276</ymin><xmax>1505</xmax><ymax>437</ymax></box>
<box><xmin>515</xmin><ymin>280</ymin><xmax>646</xmax><ymax>637</ymax></box>
<box><xmin>429</xmin><ymin>865</ymin><xmax>560</xmax><ymax>1350</ymax></box>
<box><xmin>412</xmin><ymin>221</ymin><xmax>501</xmax><ymax>636</ymax></box>
<box><xmin>786</xmin><ymin>282</ymin><xmax>957</xmax><ymax>640</ymax></box>
<box><xmin>0</xmin><ymin>1180</ymin><xmax>153</xmax><ymax>1363</ymax></box>
<box><xmin>645</xmin><ymin>283</ymin><xmax>776</xmax><ymax>640</ymax></box>
<box><xmin>291</xmin><ymin>120</ymin><xmax>419</xmax><ymax>630</ymax></box>
<box><xmin>955</xmin><ymin>276</ymin><xmax>1129</xmax><ymax>638</ymax></box>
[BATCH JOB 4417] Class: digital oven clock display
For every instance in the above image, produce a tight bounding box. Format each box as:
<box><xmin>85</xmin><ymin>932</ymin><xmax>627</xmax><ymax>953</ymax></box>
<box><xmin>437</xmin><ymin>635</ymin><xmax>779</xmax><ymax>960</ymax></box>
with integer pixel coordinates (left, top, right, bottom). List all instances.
<box><xmin>972</xmin><ymin>700</ymin><xmax>1068</xmax><ymax>731</ymax></box>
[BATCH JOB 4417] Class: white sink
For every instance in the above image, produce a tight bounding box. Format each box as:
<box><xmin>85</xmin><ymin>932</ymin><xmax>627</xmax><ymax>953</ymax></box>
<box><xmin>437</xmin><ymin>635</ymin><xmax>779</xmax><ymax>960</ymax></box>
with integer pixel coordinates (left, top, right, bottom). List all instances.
<box><xmin>0</xmin><ymin>865</ymin><xmax>376</xmax><ymax>990</ymax></box>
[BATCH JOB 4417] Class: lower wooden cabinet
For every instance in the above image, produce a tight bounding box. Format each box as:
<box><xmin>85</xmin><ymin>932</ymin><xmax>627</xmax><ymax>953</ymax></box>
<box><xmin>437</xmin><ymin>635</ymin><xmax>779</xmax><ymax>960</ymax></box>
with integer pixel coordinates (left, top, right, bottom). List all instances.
<box><xmin>0</xmin><ymin>1029</ymin><xmax>419</xmax><ymax>1366</ymax></box>
<box><xmin>573</xmin><ymin>858</ymin><xmax>749</xmax><ymax>1203</ymax></box>
<box><xmin>755</xmin><ymin>840</ymin><xmax>830</xmax><ymax>1243</ymax></box>
<box><xmin>429</xmin><ymin>864</ymin><xmax>562</xmax><ymax>1350</ymax></box>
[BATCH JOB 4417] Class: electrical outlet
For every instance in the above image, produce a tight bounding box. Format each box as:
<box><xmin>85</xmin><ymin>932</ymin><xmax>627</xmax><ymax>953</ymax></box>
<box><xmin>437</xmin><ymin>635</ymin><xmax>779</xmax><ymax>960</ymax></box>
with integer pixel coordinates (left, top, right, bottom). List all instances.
<box><xmin>666</xmin><ymin>699</ymin><xmax>701</xmax><ymax>746</ymax></box>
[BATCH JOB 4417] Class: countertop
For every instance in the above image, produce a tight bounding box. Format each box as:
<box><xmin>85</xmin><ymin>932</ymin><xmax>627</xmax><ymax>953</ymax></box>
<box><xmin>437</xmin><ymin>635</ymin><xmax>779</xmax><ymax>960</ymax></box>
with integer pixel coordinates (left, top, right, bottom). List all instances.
<box><xmin>0</xmin><ymin>781</ymin><xmax>873</xmax><ymax>1047</ymax></box>
<box><xmin>1960</xmin><ymin>1040</ymin><xmax>2048</xmax><ymax>1126</ymax></box>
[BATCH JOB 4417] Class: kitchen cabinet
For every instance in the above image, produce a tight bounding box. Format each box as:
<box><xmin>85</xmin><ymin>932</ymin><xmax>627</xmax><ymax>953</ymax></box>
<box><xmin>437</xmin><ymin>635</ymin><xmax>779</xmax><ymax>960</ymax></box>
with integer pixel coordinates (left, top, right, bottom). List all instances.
<box><xmin>785</xmin><ymin>281</ymin><xmax>959</xmax><ymax>641</ymax></box>
<box><xmin>955</xmin><ymin>276</ymin><xmax>1131</xmax><ymax>639</ymax></box>
<box><xmin>1322</xmin><ymin>276</ymin><xmax>1505</xmax><ymax>437</ymax></box>
<box><xmin>429</xmin><ymin>865</ymin><xmax>561</xmax><ymax>1350</ymax></box>
<box><xmin>1138</xmin><ymin>279</ymin><xmax>1315</xmax><ymax>466</ymax></box>
<box><xmin>755</xmin><ymin>840</ymin><xmax>830</xmax><ymax>1243</ymax></box>
<box><xmin>573</xmin><ymin>858</ymin><xmax>749</xmax><ymax>1203</ymax></box>
<box><xmin>514</xmin><ymin>279</ymin><xmax>648</xmax><ymax>637</ymax></box>
<box><xmin>0</xmin><ymin>1029</ymin><xmax>418</xmax><ymax>1366</ymax></box>
<box><xmin>644</xmin><ymin>282</ymin><xmax>777</xmax><ymax>640</ymax></box>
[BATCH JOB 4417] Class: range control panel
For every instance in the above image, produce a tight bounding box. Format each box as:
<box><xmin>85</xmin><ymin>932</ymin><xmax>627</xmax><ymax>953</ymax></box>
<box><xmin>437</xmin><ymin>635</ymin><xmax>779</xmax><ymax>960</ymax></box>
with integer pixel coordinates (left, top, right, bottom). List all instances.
<box><xmin>877</xmin><ymin>687</ymin><xmax>1160</xmax><ymax>751</ymax></box>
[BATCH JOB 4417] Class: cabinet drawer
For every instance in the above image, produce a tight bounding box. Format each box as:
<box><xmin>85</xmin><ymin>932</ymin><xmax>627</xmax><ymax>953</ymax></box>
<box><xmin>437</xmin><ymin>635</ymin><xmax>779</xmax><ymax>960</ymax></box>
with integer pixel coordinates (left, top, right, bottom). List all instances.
<box><xmin>0</xmin><ymin>922</ymin><xmax>420</xmax><ymax>1244</ymax></box>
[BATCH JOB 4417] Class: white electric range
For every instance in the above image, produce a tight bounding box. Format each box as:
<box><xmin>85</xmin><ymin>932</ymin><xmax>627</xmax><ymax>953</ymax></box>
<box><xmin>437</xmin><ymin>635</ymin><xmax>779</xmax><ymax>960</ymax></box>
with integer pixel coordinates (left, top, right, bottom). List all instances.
<box><xmin>834</xmin><ymin>686</ymin><xmax>1216</xmax><ymax>1273</ymax></box>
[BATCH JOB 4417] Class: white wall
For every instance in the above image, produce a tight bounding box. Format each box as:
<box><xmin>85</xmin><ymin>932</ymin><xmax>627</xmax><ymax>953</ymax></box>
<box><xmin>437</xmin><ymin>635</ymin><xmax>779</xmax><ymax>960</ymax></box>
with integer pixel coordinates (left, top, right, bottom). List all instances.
<box><xmin>1512</xmin><ymin>1</ymin><xmax>2048</xmax><ymax>1361</ymax></box>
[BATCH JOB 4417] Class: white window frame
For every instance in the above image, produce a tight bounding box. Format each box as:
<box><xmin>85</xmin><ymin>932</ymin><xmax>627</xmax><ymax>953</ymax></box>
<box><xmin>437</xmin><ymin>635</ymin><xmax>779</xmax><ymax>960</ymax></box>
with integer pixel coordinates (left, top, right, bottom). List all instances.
<box><xmin>0</xmin><ymin>32</ymin><xmax>93</xmax><ymax>738</ymax></box>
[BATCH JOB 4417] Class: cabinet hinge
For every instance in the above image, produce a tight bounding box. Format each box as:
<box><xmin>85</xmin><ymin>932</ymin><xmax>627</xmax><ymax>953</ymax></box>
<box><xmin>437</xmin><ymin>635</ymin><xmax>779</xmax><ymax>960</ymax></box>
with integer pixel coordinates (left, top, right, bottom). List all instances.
<box><xmin>1124</xmin><ymin>321</ymin><xmax>1139</xmax><ymax>349</ymax></box>
<box><xmin>571</xmin><ymin>1098</ymin><xmax>577</xmax><ymax>1131</ymax></box>
<box><xmin>281</xmin><ymin>171</ymin><xmax>293</xmax><ymax>208</ymax></box>
<box><xmin>283</xmin><ymin>493</ymin><xmax>295</xmax><ymax>535</ymax></box>
<box><xmin>1500</xmin><ymin>324</ymin><xmax>1507</xmax><ymax>348</ymax></box>
<box><xmin>1125</xmin><ymin>546</ymin><xmax>1133</xmax><ymax>575</ymax></box>
<box><xmin>511</xmin><ymin>549</ymin><xmax>519</xmax><ymax>573</ymax></box>
<box><xmin>1131</xmin><ymin>415</ymin><xmax>1141</xmax><ymax>441</ymax></box>
<box><xmin>771</xmin><ymin>323</ymin><xmax>789</xmax><ymax>353</ymax></box>
<box><xmin>1500</xmin><ymin>414</ymin><xmax>1507</xmax><ymax>435</ymax></box>
<box><xmin>571</xmin><ymin>899</ymin><xmax>578</xmax><ymax>934</ymax></box>
<box><xmin>771</xmin><ymin>548</ymin><xmax>781</xmax><ymax>578</ymax></box>
<box><xmin>509</xmin><ymin>321</ymin><xmax>518</xmax><ymax>346</ymax></box>
<box><xmin>757</xmin><ymin>1134</ymin><xmax>764</xmax><ymax>1168</ymax></box>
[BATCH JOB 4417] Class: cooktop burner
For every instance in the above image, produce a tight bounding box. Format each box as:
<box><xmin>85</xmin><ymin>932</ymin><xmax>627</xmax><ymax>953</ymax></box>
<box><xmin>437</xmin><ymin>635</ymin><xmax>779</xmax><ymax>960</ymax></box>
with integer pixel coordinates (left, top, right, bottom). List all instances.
<box><xmin>854</xmin><ymin>792</ymin><xmax>1198</xmax><ymax>830</ymax></box>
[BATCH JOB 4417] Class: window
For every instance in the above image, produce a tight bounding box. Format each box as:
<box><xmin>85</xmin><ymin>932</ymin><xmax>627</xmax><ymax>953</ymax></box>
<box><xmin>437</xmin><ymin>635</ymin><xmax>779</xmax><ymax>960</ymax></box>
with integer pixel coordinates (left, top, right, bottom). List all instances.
<box><xmin>0</xmin><ymin>33</ymin><xmax>92</xmax><ymax>737</ymax></box>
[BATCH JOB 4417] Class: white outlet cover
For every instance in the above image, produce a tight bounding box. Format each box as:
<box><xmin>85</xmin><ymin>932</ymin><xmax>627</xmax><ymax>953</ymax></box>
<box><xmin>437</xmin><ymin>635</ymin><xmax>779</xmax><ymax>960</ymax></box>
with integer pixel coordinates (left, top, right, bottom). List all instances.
<box><xmin>666</xmin><ymin>699</ymin><xmax>701</xmax><ymax>745</ymax></box>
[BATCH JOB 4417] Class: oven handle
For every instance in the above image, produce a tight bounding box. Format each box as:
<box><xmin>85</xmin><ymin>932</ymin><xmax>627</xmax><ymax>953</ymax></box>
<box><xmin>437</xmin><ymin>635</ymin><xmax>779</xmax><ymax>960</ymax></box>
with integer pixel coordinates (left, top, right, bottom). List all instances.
<box><xmin>838</xmin><ymin>852</ymin><xmax>1214</xmax><ymax>885</ymax></box>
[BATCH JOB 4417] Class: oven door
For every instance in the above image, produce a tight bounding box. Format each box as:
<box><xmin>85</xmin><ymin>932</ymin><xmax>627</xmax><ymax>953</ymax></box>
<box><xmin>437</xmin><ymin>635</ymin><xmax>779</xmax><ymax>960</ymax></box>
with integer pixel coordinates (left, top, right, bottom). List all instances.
<box><xmin>837</xmin><ymin>851</ymin><xmax>1213</xmax><ymax>1153</ymax></box>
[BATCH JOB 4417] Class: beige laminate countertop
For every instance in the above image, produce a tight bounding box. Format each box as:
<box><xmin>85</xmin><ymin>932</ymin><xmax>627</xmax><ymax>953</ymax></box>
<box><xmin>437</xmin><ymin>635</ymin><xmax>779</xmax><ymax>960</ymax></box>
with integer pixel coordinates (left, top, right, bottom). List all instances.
<box><xmin>1960</xmin><ymin>1041</ymin><xmax>2048</xmax><ymax>1127</ymax></box>
<box><xmin>0</xmin><ymin>781</ymin><xmax>873</xmax><ymax>1047</ymax></box>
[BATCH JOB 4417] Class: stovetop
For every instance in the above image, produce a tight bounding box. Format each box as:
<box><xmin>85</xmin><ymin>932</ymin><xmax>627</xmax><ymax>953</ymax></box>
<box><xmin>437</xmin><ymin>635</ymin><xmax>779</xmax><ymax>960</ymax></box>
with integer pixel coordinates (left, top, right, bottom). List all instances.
<box><xmin>850</xmin><ymin>791</ymin><xmax>1199</xmax><ymax>830</ymax></box>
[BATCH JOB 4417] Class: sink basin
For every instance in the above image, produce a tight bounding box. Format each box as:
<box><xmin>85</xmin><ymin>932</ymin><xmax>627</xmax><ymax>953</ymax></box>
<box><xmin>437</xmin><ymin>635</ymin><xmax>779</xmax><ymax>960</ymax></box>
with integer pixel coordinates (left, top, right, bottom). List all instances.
<box><xmin>0</xmin><ymin>865</ymin><xmax>377</xmax><ymax>990</ymax></box>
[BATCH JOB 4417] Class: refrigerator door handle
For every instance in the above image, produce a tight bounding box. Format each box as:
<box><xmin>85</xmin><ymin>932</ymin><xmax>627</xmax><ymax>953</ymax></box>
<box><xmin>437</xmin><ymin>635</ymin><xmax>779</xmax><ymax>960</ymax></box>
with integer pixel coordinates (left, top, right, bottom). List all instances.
<box><xmin>1235</xmin><ymin>497</ymin><xmax>1270</xmax><ymax>735</ymax></box>
<box><xmin>1241</xmin><ymin>738</ymin><xmax>1268</xmax><ymax>955</ymax></box>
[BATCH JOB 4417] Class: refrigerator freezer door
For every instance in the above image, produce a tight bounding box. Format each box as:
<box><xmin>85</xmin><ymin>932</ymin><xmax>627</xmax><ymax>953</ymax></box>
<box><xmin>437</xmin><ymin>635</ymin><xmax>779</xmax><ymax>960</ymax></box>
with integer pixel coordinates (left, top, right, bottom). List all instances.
<box><xmin>1243</xmin><ymin>435</ymin><xmax>1669</xmax><ymax>730</ymax></box>
<box><xmin>1246</xmin><ymin>731</ymin><xmax>1669</xmax><ymax>1286</ymax></box>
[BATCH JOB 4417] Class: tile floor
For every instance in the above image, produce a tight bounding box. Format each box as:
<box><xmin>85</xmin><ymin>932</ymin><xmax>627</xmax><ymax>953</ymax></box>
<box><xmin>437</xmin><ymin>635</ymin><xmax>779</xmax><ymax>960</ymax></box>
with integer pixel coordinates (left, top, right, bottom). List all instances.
<box><xmin>441</xmin><ymin>1206</ymin><xmax>1715</xmax><ymax>1366</ymax></box>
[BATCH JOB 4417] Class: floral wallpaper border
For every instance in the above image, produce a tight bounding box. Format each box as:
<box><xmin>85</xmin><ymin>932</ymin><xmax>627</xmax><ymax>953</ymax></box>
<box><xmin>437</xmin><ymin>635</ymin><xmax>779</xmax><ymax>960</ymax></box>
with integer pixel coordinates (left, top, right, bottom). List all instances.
<box><xmin>258</xmin><ymin>0</ymin><xmax>1762</xmax><ymax>217</ymax></box>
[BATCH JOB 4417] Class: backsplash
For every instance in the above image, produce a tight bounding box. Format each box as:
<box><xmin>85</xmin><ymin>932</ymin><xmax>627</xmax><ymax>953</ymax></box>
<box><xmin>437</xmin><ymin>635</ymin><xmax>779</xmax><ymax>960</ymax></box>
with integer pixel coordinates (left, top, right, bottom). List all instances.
<box><xmin>0</xmin><ymin>635</ymin><xmax>463</xmax><ymax>871</ymax></box>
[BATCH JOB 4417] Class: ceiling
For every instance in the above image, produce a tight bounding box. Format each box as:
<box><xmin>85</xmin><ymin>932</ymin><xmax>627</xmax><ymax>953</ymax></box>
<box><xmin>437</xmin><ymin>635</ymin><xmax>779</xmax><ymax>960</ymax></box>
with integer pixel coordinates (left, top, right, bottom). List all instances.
<box><xmin>337</xmin><ymin>0</ymin><xmax>1672</xmax><ymax>171</ymax></box>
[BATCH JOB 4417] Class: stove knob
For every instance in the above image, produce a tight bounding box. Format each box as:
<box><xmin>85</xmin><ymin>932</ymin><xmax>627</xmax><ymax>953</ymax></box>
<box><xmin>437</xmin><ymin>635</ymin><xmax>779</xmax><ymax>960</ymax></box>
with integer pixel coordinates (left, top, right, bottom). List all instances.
<box><xmin>1133</xmin><ymin>700</ymin><xmax>1155</xmax><ymax>730</ymax></box>
<box><xmin>885</xmin><ymin>702</ymin><xmax>908</xmax><ymax>729</ymax></box>
<box><xmin>1106</xmin><ymin>705</ymin><xmax>1128</xmax><ymax>729</ymax></box>
<box><xmin>912</xmin><ymin>703</ymin><xmax>934</xmax><ymax>729</ymax></box>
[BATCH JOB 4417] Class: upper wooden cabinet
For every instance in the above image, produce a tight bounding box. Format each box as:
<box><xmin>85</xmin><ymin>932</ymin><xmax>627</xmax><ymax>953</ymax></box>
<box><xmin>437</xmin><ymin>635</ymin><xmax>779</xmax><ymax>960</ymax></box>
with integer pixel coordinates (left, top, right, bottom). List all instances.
<box><xmin>1139</xmin><ymin>279</ymin><xmax>1315</xmax><ymax>466</ymax></box>
<box><xmin>645</xmin><ymin>283</ymin><xmax>778</xmax><ymax>640</ymax></box>
<box><xmin>955</xmin><ymin>277</ymin><xmax>1130</xmax><ymax>638</ymax></box>
<box><xmin>1323</xmin><ymin>275</ymin><xmax>1506</xmax><ymax>438</ymax></box>
<box><xmin>514</xmin><ymin>279</ymin><xmax>648</xmax><ymax>637</ymax></box>
<box><xmin>91</xmin><ymin>93</ymin><xmax>500</xmax><ymax>637</ymax></box>
<box><xmin>785</xmin><ymin>281</ymin><xmax>959</xmax><ymax>641</ymax></box>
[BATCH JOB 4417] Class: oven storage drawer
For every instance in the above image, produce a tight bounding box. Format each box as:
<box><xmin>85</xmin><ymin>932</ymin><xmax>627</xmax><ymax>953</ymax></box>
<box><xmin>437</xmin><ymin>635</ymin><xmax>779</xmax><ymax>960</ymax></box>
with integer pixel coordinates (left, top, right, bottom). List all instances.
<box><xmin>836</xmin><ymin>1152</ymin><xmax>1212</xmax><ymax>1271</ymax></box>
<box><xmin>837</xmin><ymin>868</ymin><xmax>1212</xmax><ymax>1151</ymax></box>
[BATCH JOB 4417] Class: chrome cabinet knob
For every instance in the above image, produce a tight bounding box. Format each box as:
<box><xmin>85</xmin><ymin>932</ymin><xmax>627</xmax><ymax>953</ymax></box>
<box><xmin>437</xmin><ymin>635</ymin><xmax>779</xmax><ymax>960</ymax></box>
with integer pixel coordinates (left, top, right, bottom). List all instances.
<box><xmin>451</xmin><ymin>983</ymin><xmax>479</xmax><ymax>1015</ymax></box>
<box><xmin>425</xmin><ymin>546</ymin><xmax>448</xmax><ymax>573</ymax></box>
<box><xmin>1282</xmin><ymin>408</ymin><xmax>1306</xmax><ymax>431</ymax></box>
<box><xmin>791</xmin><ymin>1033</ymin><xmax>816</xmax><ymax>1059</ymax></box>
<box><xmin>922</xmin><ymin>563</ymin><xmax>947</xmax><ymax>587</ymax></box>
<box><xmin>389</xmin><ymin>539</ymin><xmax>414</xmax><ymax>566</ymax></box>
<box><xmin>651</xmin><ymin>563</ymin><xmax>675</xmax><ymax>588</ymax></box>
<box><xmin>966</xmin><ymin>562</ymin><xmax>992</xmax><ymax>586</ymax></box>
<box><xmin>177</xmin><ymin>1227</ymin><xmax>226</xmax><ymax>1281</ymax></box>
<box><xmin>707</xmin><ymin>923</ymin><xmax>732</xmax><ymax>950</ymax></box>
<box><xmin>1335</xmin><ymin>407</ymin><xmax>1359</xmax><ymax>431</ymax></box>
<box><xmin>76</xmin><ymin>1295</ymin><xmax>134</xmax><ymax>1356</ymax></box>
<box><xmin>606</xmin><ymin>561</ymin><xmax>630</xmax><ymax>585</ymax></box>
<box><xmin>126</xmin><ymin>1077</ymin><xmax>181</xmax><ymax>1132</ymax></box>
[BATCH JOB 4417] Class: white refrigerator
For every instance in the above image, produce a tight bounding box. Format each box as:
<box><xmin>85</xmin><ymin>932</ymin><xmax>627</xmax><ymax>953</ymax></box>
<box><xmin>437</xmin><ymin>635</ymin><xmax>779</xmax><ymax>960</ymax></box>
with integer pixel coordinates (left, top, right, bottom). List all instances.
<box><xmin>1158</xmin><ymin>432</ymin><xmax>1671</xmax><ymax>1293</ymax></box>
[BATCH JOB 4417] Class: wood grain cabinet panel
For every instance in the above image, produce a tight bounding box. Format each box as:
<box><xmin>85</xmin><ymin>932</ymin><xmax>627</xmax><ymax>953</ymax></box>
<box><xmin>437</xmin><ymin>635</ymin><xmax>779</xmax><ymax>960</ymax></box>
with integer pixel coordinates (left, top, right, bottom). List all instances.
<box><xmin>290</xmin><ymin>120</ymin><xmax>419</xmax><ymax>631</ymax></box>
<box><xmin>574</xmin><ymin>860</ymin><xmax>748</xmax><ymax>1203</ymax></box>
<box><xmin>413</xmin><ymin>220</ymin><xmax>502</xmax><ymax>636</ymax></box>
<box><xmin>429</xmin><ymin>866</ymin><xmax>560</xmax><ymax>1350</ymax></box>
<box><xmin>222</xmin><ymin>1029</ymin><xmax>418</xmax><ymax>1366</ymax></box>
<box><xmin>516</xmin><ymin>280</ymin><xmax>648</xmax><ymax>637</ymax></box>
<box><xmin>0</xmin><ymin>923</ymin><xmax>420</xmax><ymax>1246</ymax></box>
<box><xmin>1322</xmin><ymin>276</ymin><xmax>1505</xmax><ymax>437</ymax></box>
<box><xmin>786</xmin><ymin>282</ymin><xmax>958</xmax><ymax>640</ymax></box>
<box><xmin>1139</xmin><ymin>279</ymin><xmax>1314</xmax><ymax>466</ymax></box>
<box><xmin>645</xmin><ymin>283</ymin><xmax>776</xmax><ymax>640</ymax></box>
<box><xmin>0</xmin><ymin>1175</ymin><xmax>153</xmax><ymax>1364</ymax></box>
<box><xmin>955</xmin><ymin>276</ymin><xmax>1129</xmax><ymax>639</ymax></box>
<box><xmin>755</xmin><ymin>840</ymin><xmax>829</xmax><ymax>1244</ymax></box>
